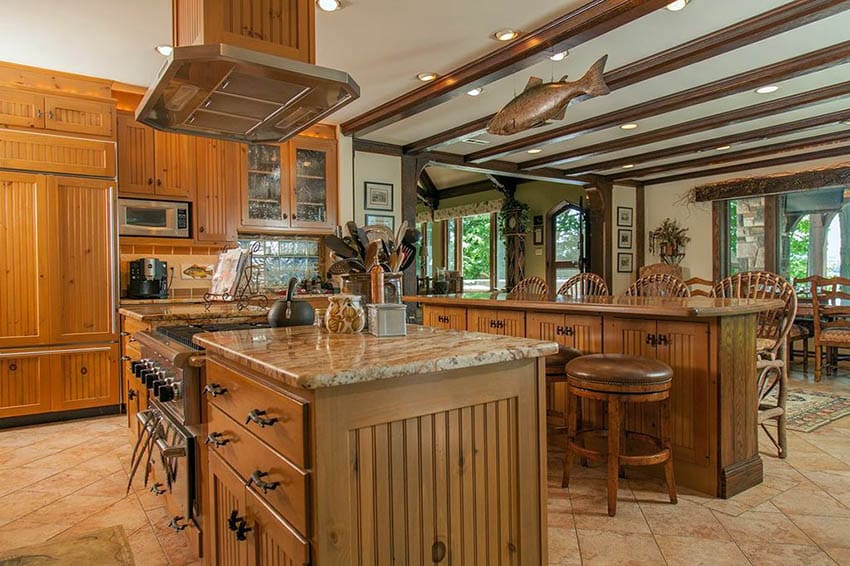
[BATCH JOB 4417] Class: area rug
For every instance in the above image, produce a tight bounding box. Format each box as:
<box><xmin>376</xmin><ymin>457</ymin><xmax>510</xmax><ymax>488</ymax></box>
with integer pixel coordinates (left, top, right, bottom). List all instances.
<box><xmin>0</xmin><ymin>526</ymin><xmax>134</xmax><ymax>565</ymax></box>
<box><xmin>777</xmin><ymin>388</ymin><xmax>850</xmax><ymax>432</ymax></box>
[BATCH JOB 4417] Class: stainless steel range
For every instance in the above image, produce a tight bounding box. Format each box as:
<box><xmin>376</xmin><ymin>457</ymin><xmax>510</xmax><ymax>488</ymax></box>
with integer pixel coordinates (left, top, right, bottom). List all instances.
<box><xmin>127</xmin><ymin>322</ymin><xmax>268</xmax><ymax>537</ymax></box>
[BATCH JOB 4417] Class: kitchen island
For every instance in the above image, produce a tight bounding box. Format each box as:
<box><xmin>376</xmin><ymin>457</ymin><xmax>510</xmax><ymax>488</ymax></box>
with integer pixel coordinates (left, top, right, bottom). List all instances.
<box><xmin>195</xmin><ymin>325</ymin><xmax>558</xmax><ymax>565</ymax></box>
<box><xmin>409</xmin><ymin>293</ymin><xmax>784</xmax><ymax>498</ymax></box>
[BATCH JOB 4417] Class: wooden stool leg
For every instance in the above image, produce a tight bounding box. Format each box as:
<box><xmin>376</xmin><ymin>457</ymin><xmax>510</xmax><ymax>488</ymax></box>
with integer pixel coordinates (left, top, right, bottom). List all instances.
<box><xmin>803</xmin><ymin>336</ymin><xmax>809</xmax><ymax>373</ymax></box>
<box><xmin>607</xmin><ymin>398</ymin><xmax>621</xmax><ymax>517</ymax></box>
<box><xmin>619</xmin><ymin>404</ymin><xmax>627</xmax><ymax>479</ymax></box>
<box><xmin>778</xmin><ymin>363</ymin><xmax>788</xmax><ymax>459</ymax></box>
<box><xmin>660</xmin><ymin>396</ymin><xmax>677</xmax><ymax>505</ymax></box>
<box><xmin>562</xmin><ymin>389</ymin><xmax>578</xmax><ymax>488</ymax></box>
<box><xmin>577</xmin><ymin>397</ymin><xmax>587</xmax><ymax>468</ymax></box>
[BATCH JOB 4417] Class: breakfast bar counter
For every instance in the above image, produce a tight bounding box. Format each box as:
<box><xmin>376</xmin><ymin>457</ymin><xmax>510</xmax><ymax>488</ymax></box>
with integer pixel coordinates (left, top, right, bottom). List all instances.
<box><xmin>194</xmin><ymin>325</ymin><xmax>558</xmax><ymax>564</ymax></box>
<box><xmin>408</xmin><ymin>293</ymin><xmax>784</xmax><ymax>499</ymax></box>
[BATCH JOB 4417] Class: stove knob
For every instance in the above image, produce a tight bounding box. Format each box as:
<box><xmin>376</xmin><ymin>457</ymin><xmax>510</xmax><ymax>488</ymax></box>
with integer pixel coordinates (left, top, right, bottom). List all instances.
<box><xmin>133</xmin><ymin>361</ymin><xmax>149</xmax><ymax>377</ymax></box>
<box><xmin>153</xmin><ymin>377</ymin><xmax>173</xmax><ymax>397</ymax></box>
<box><xmin>139</xmin><ymin>369</ymin><xmax>154</xmax><ymax>384</ymax></box>
<box><xmin>158</xmin><ymin>384</ymin><xmax>176</xmax><ymax>402</ymax></box>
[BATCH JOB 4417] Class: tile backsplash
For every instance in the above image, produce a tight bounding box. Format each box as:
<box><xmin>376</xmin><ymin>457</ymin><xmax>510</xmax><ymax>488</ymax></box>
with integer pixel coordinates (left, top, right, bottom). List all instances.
<box><xmin>119</xmin><ymin>242</ymin><xmax>231</xmax><ymax>299</ymax></box>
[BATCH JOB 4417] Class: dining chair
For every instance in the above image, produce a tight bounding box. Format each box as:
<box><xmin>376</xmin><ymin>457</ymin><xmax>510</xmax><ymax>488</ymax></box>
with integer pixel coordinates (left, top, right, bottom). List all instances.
<box><xmin>788</xmin><ymin>276</ymin><xmax>815</xmax><ymax>373</ymax></box>
<box><xmin>624</xmin><ymin>273</ymin><xmax>691</xmax><ymax>298</ymax></box>
<box><xmin>811</xmin><ymin>276</ymin><xmax>850</xmax><ymax>381</ymax></box>
<box><xmin>714</xmin><ymin>271</ymin><xmax>797</xmax><ymax>457</ymax></box>
<box><xmin>508</xmin><ymin>276</ymin><xmax>548</xmax><ymax>299</ymax></box>
<box><xmin>684</xmin><ymin>276</ymin><xmax>714</xmax><ymax>297</ymax></box>
<box><xmin>557</xmin><ymin>272</ymin><xmax>609</xmax><ymax>299</ymax></box>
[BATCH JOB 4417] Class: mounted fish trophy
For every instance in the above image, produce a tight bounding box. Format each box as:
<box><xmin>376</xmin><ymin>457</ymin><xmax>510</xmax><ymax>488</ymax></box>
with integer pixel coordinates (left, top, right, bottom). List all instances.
<box><xmin>487</xmin><ymin>55</ymin><xmax>610</xmax><ymax>136</ymax></box>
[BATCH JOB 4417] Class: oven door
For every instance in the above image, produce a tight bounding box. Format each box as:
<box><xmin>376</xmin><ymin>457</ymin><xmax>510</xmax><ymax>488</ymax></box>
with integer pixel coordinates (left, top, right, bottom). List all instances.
<box><xmin>118</xmin><ymin>198</ymin><xmax>190</xmax><ymax>238</ymax></box>
<box><xmin>141</xmin><ymin>404</ymin><xmax>196</xmax><ymax>525</ymax></box>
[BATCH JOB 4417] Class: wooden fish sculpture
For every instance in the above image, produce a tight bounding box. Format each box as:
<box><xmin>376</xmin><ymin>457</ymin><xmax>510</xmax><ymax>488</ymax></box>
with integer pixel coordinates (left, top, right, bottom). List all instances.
<box><xmin>487</xmin><ymin>55</ymin><xmax>610</xmax><ymax>136</ymax></box>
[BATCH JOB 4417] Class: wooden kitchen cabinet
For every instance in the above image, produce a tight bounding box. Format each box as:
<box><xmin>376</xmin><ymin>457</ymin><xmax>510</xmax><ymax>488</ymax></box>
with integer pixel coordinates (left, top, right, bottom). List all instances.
<box><xmin>0</xmin><ymin>172</ymin><xmax>50</xmax><ymax>348</ymax></box>
<box><xmin>422</xmin><ymin>305</ymin><xmax>467</xmax><ymax>330</ymax></box>
<box><xmin>0</xmin><ymin>87</ymin><xmax>114</xmax><ymax>137</ymax></box>
<box><xmin>0</xmin><ymin>130</ymin><xmax>115</xmax><ymax>178</ymax></box>
<box><xmin>241</xmin><ymin>135</ymin><xmax>338</xmax><ymax>233</ymax></box>
<box><xmin>51</xmin><ymin>344</ymin><xmax>120</xmax><ymax>412</ymax></box>
<box><xmin>117</xmin><ymin>112</ymin><xmax>195</xmax><ymax>199</ymax></box>
<box><xmin>0</xmin><ymin>353</ymin><xmax>52</xmax><ymax>419</ymax></box>
<box><xmin>196</xmin><ymin>138</ymin><xmax>240</xmax><ymax>242</ymax></box>
<box><xmin>48</xmin><ymin>177</ymin><xmax>116</xmax><ymax>344</ymax></box>
<box><xmin>467</xmin><ymin>308</ymin><xmax>526</xmax><ymax>337</ymax></box>
<box><xmin>246</xmin><ymin>487</ymin><xmax>311</xmax><ymax>565</ymax></box>
<box><xmin>526</xmin><ymin>312</ymin><xmax>603</xmax><ymax>354</ymax></box>
<box><xmin>208</xmin><ymin>452</ymin><xmax>250</xmax><ymax>566</ymax></box>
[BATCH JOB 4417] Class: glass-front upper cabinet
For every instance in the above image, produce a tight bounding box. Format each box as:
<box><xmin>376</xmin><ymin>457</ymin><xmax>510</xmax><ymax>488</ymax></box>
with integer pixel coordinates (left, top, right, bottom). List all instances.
<box><xmin>288</xmin><ymin>136</ymin><xmax>337</xmax><ymax>230</ymax></box>
<box><xmin>240</xmin><ymin>134</ymin><xmax>338</xmax><ymax>232</ymax></box>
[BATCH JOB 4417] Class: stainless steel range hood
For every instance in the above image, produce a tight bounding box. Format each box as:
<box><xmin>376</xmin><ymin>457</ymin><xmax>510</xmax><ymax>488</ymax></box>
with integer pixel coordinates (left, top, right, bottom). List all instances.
<box><xmin>136</xmin><ymin>44</ymin><xmax>359</xmax><ymax>143</ymax></box>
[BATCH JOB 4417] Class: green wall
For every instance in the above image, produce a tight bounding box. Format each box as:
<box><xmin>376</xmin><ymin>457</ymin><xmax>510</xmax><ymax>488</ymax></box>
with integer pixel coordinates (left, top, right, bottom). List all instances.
<box><xmin>421</xmin><ymin>181</ymin><xmax>585</xmax><ymax>284</ymax></box>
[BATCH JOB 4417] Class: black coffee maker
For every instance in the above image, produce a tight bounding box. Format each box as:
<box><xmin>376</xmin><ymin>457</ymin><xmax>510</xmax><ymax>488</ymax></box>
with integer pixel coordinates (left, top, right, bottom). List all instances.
<box><xmin>128</xmin><ymin>258</ymin><xmax>169</xmax><ymax>299</ymax></box>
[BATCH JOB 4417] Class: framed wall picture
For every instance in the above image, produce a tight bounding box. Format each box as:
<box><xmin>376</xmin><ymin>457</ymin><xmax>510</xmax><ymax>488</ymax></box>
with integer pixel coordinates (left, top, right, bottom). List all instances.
<box><xmin>617</xmin><ymin>252</ymin><xmax>634</xmax><ymax>273</ymax></box>
<box><xmin>364</xmin><ymin>182</ymin><xmax>393</xmax><ymax>211</ymax></box>
<box><xmin>618</xmin><ymin>229</ymin><xmax>633</xmax><ymax>249</ymax></box>
<box><xmin>365</xmin><ymin>214</ymin><xmax>395</xmax><ymax>231</ymax></box>
<box><xmin>617</xmin><ymin>206</ymin><xmax>633</xmax><ymax>227</ymax></box>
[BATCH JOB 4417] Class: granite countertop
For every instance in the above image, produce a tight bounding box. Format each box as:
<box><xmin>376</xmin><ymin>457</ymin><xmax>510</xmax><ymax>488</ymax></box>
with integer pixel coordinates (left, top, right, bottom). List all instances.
<box><xmin>406</xmin><ymin>293</ymin><xmax>784</xmax><ymax>317</ymax></box>
<box><xmin>120</xmin><ymin>293</ymin><xmax>333</xmax><ymax>307</ymax></box>
<box><xmin>194</xmin><ymin>325</ymin><xmax>559</xmax><ymax>390</ymax></box>
<box><xmin>118</xmin><ymin>303</ymin><xmax>270</xmax><ymax>322</ymax></box>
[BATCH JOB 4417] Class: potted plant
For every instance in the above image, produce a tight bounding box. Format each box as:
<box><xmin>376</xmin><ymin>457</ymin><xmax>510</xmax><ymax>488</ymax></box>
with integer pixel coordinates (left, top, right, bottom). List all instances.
<box><xmin>648</xmin><ymin>218</ymin><xmax>691</xmax><ymax>265</ymax></box>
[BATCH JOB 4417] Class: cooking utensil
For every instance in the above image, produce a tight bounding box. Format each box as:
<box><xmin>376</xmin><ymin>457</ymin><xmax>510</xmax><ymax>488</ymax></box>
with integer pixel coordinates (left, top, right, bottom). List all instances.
<box><xmin>403</xmin><ymin>228</ymin><xmax>422</xmax><ymax>244</ymax></box>
<box><xmin>364</xmin><ymin>240</ymin><xmax>381</xmax><ymax>271</ymax></box>
<box><xmin>394</xmin><ymin>220</ymin><xmax>408</xmax><ymax>252</ymax></box>
<box><xmin>399</xmin><ymin>241</ymin><xmax>417</xmax><ymax>271</ymax></box>
<box><xmin>325</xmin><ymin>235</ymin><xmax>358</xmax><ymax>259</ymax></box>
<box><xmin>365</xmin><ymin>224</ymin><xmax>395</xmax><ymax>245</ymax></box>
<box><xmin>328</xmin><ymin>258</ymin><xmax>365</xmax><ymax>275</ymax></box>
<box><xmin>346</xmin><ymin>221</ymin><xmax>367</xmax><ymax>258</ymax></box>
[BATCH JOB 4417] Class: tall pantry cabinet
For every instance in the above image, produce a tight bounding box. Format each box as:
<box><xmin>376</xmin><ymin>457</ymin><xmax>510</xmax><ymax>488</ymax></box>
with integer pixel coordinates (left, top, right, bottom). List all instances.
<box><xmin>0</xmin><ymin>67</ymin><xmax>118</xmax><ymax>422</ymax></box>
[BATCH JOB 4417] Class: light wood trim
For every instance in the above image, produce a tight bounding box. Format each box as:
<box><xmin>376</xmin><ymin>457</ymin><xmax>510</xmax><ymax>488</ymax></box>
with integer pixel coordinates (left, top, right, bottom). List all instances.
<box><xmin>0</xmin><ymin>61</ymin><xmax>113</xmax><ymax>99</ymax></box>
<box><xmin>0</xmin><ymin>172</ymin><xmax>50</xmax><ymax>347</ymax></box>
<box><xmin>0</xmin><ymin>130</ymin><xmax>116</xmax><ymax>178</ymax></box>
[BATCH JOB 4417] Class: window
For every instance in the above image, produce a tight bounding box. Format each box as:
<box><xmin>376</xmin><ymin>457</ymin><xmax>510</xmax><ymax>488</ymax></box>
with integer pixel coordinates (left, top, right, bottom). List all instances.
<box><xmin>461</xmin><ymin>213</ymin><xmax>492</xmax><ymax>291</ymax></box>
<box><xmin>721</xmin><ymin>187</ymin><xmax>850</xmax><ymax>281</ymax></box>
<box><xmin>238</xmin><ymin>236</ymin><xmax>321</xmax><ymax>291</ymax></box>
<box><xmin>547</xmin><ymin>202</ymin><xmax>585</xmax><ymax>290</ymax></box>
<box><xmin>420</xmin><ymin>222</ymin><xmax>434</xmax><ymax>279</ymax></box>
<box><xmin>446</xmin><ymin>219</ymin><xmax>457</xmax><ymax>271</ymax></box>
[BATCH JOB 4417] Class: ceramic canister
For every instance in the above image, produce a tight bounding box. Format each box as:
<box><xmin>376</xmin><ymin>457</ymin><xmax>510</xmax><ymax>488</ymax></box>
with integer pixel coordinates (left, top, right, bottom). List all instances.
<box><xmin>324</xmin><ymin>294</ymin><xmax>366</xmax><ymax>333</ymax></box>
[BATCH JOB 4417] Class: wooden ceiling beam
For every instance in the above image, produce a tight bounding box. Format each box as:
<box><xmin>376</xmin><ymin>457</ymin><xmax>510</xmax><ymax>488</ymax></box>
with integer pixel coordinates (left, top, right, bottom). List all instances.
<box><xmin>467</xmin><ymin>40</ymin><xmax>850</xmax><ymax>163</ymax></box>
<box><xmin>340</xmin><ymin>0</ymin><xmax>670</xmax><ymax>137</ymax></box>
<box><xmin>609</xmin><ymin>130</ymin><xmax>850</xmax><ymax>180</ymax></box>
<box><xmin>438</xmin><ymin>179</ymin><xmax>502</xmax><ymax>200</ymax></box>
<box><xmin>692</xmin><ymin>165</ymin><xmax>850</xmax><ymax>201</ymax></box>
<box><xmin>559</xmin><ymin>109</ymin><xmax>850</xmax><ymax>175</ymax></box>
<box><xmin>422</xmin><ymin>150</ymin><xmax>591</xmax><ymax>186</ymax></box>
<box><xmin>418</xmin><ymin>169</ymin><xmax>440</xmax><ymax>208</ymax></box>
<box><xmin>352</xmin><ymin>138</ymin><xmax>404</xmax><ymax>156</ymax></box>
<box><xmin>639</xmin><ymin>145</ymin><xmax>850</xmax><ymax>186</ymax></box>
<box><xmin>404</xmin><ymin>0</ymin><xmax>850</xmax><ymax>154</ymax></box>
<box><xmin>522</xmin><ymin>80</ymin><xmax>850</xmax><ymax>169</ymax></box>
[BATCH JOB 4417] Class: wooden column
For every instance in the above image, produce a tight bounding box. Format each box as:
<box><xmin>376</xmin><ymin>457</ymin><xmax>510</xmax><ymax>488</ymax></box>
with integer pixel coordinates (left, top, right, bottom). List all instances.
<box><xmin>635</xmin><ymin>182</ymin><xmax>645</xmax><ymax>271</ymax></box>
<box><xmin>586</xmin><ymin>178</ymin><xmax>613</xmax><ymax>288</ymax></box>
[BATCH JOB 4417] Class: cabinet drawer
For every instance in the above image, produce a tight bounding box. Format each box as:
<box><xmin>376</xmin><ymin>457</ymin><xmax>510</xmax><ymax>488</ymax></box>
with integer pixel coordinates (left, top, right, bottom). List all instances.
<box><xmin>206</xmin><ymin>404</ymin><xmax>310</xmax><ymax>537</ymax></box>
<box><xmin>0</xmin><ymin>130</ymin><xmax>115</xmax><ymax>177</ymax></box>
<box><xmin>206</xmin><ymin>359</ymin><xmax>309</xmax><ymax>469</ymax></box>
<box><xmin>0</xmin><ymin>87</ymin><xmax>44</xmax><ymax>129</ymax></box>
<box><xmin>43</xmin><ymin>94</ymin><xmax>114</xmax><ymax>137</ymax></box>
<box><xmin>467</xmin><ymin>308</ymin><xmax>526</xmax><ymax>337</ymax></box>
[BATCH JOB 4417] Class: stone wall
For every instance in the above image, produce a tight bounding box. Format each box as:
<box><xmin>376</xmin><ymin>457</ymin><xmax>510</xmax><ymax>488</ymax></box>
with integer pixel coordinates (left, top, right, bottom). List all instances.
<box><xmin>732</xmin><ymin>197</ymin><xmax>765</xmax><ymax>273</ymax></box>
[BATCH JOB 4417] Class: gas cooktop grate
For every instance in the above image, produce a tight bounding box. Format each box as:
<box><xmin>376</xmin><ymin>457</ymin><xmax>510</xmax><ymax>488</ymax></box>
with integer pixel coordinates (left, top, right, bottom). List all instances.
<box><xmin>156</xmin><ymin>322</ymin><xmax>270</xmax><ymax>350</ymax></box>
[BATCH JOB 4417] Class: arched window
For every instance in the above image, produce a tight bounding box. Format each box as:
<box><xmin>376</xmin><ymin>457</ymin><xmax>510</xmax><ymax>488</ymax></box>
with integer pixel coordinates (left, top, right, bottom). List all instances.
<box><xmin>546</xmin><ymin>202</ymin><xmax>585</xmax><ymax>290</ymax></box>
<box><xmin>787</xmin><ymin>214</ymin><xmax>810</xmax><ymax>281</ymax></box>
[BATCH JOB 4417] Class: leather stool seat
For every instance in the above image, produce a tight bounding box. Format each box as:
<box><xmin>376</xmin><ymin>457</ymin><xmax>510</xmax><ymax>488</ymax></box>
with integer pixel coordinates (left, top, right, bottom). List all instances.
<box><xmin>545</xmin><ymin>345</ymin><xmax>584</xmax><ymax>377</ymax></box>
<box><xmin>566</xmin><ymin>354</ymin><xmax>672</xmax><ymax>393</ymax></box>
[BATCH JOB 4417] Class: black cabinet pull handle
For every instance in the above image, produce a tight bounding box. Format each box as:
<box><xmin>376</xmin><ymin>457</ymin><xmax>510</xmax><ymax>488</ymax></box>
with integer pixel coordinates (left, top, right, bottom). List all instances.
<box><xmin>657</xmin><ymin>334</ymin><xmax>670</xmax><ymax>346</ymax></box>
<box><xmin>205</xmin><ymin>432</ymin><xmax>229</xmax><ymax>447</ymax></box>
<box><xmin>156</xmin><ymin>179</ymin><xmax>162</xmax><ymax>186</ymax></box>
<box><xmin>8</xmin><ymin>362</ymin><xmax>17</xmax><ymax>371</ymax></box>
<box><xmin>228</xmin><ymin>509</ymin><xmax>242</xmax><ymax>531</ymax></box>
<box><xmin>245</xmin><ymin>409</ymin><xmax>278</xmax><ymax>428</ymax></box>
<box><xmin>80</xmin><ymin>367</ymin><xmax>88</xmax><ymax>375</ymax></box>
<box><xmin>168</xmin><ymin>516</ymin><xmax>187</xmax><ymax>531</ymax></box>
<box><xmin>432</xmin><ymin>540</ymin><xmax>447</xmax><ymax>563</ymax></box>
<box><xmin>645</xmin><ymin>334</ymin><xmax>657</xmax><ymax>346</ymax></box>
<box><xmin>147</xmin><ymin>178</ymin><xmax>153</xmax><ymax>186</ymax></box>
<box><xmin>120</xmin><ymin>355</ymin><xmax>132</xmax><ymax>362</ymax></box>
<box><xmin>245</xmin><ymin>470</ymin><xmax>279</xmax><ymax>493</ymax></box>
<box><xmin>236</xmin><ymin>519</ymin><xmax>252</xmax><ymax>541</ymax></box>
<box><xmin>127</xmin><ymin>389</ymin><xmax>137</xmax><ymax>400</ymax></box>
<box><xmin>203</xmin><ymin>383</ymin><xmax>228</xmax><ymax>397</ymax></box>
<box><xmin>150</xmin><ymin>483</ymin><xmax>165</xmax><ymax>496</ymax></box>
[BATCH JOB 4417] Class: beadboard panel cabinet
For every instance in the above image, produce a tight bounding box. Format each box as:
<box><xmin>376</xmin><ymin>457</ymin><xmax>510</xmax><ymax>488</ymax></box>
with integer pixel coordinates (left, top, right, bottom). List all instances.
<box><xmin>0</xmin><ymin>353</ymin><xmax>52</xmax><ymax>418</ymax></box>
<box><xmin>0</xmin><ymin>130</ymin><xmax>115</xmax><ymax>178</ymax></box>
<box><xmin>196</xmin><ymin>138</ymin><xmax>239</xmax><ymax>242</ymax></box>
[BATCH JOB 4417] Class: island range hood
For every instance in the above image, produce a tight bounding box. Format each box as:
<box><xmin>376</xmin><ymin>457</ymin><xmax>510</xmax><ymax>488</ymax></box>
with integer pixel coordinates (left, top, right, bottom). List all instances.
<box><xmin>136</xmin><ymin>43</ymin><xmax>359</xmax><ymax>143</ymax></box>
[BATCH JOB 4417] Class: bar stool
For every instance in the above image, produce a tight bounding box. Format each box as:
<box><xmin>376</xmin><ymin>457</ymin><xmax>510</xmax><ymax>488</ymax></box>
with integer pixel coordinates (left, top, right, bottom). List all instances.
<box><xmin>545</xmin><ymin>345</ymin><xmax>583</xmax><ymax>434</ymax></box>
<box><xmin>563</xmin><ymin>354</ymin><xmax>677</xmax><ymax>516</ymax></box>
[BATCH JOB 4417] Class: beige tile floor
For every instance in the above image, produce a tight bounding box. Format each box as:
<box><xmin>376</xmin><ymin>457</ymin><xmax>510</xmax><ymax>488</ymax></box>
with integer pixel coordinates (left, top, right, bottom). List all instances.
<box><xmin>0</xmin><ymin>369</ymin><xmax>846</xmax><ymax>565</ymax></box>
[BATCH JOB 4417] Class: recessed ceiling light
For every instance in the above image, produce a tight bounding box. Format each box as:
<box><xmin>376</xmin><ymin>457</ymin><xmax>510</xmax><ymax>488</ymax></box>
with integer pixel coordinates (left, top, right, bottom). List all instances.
<box><xmin>527</xmin><ymin>148</ymin><xmax>543</xmax><ymax>154</ymax></box>
<box><xmin>316</xmin><ymin>0</ymin><xmax>341</xmax><ymax>11</ymax></box>
<box><xmin>549</xmin><ymin>51</ymin><xmax>569</xmax><ymax>62</ymax></box>
<box><xmin>416</xmin><ymin>72</ymin><xmax>439</xmax><ymax>82</ymax></box>
<box><xmin>155</xmin><ymin>44</ymin><xmax>173</xmax><ymax>56</ymax></box>
<box><xmin>666</xmin><ymin>0</ymin><xmax>689</xmax><ymax>11</ymax></box>
<box><xmin>715</xmin><ymin>145</ymin><xmax>732</xmax><ymax>151</ymax></box>
<box><xmin>467</xmin><ymin>87</ymin><xmax>483</xmax><ymax>96</ymax></box>
<box><xmin>620</xmin><ymin>123</ymin><xmax>639</xmax><ymax>130</ymax></box>
<box><xmin>755</xmin><ymin>85</ymin><xmax>779</xmax><ymax>94</ymax></box>
<box><xmin>494</xmin><ymin>29</ymin><xmax>520</xmax><ymax>41</ymax></box>
<box><xmin>622</xmin><ymin>164</ymin><xmax>635</xmax><ymax>169</ymax></box>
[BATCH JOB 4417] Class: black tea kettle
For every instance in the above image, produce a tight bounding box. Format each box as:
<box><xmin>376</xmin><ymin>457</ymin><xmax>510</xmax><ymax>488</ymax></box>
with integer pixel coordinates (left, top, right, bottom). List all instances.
<box><xmin>268</xmin><ymin>277</ymin><xmax>315</xmax><ymax>327</ymax></box>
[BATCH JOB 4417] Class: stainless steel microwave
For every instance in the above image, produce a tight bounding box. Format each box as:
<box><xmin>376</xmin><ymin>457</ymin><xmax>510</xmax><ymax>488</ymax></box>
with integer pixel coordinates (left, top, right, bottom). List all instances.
<box><xmin>118</xmin><ymin>198</ymin><xmax>190</xmax><ymax>238</ymax></box>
